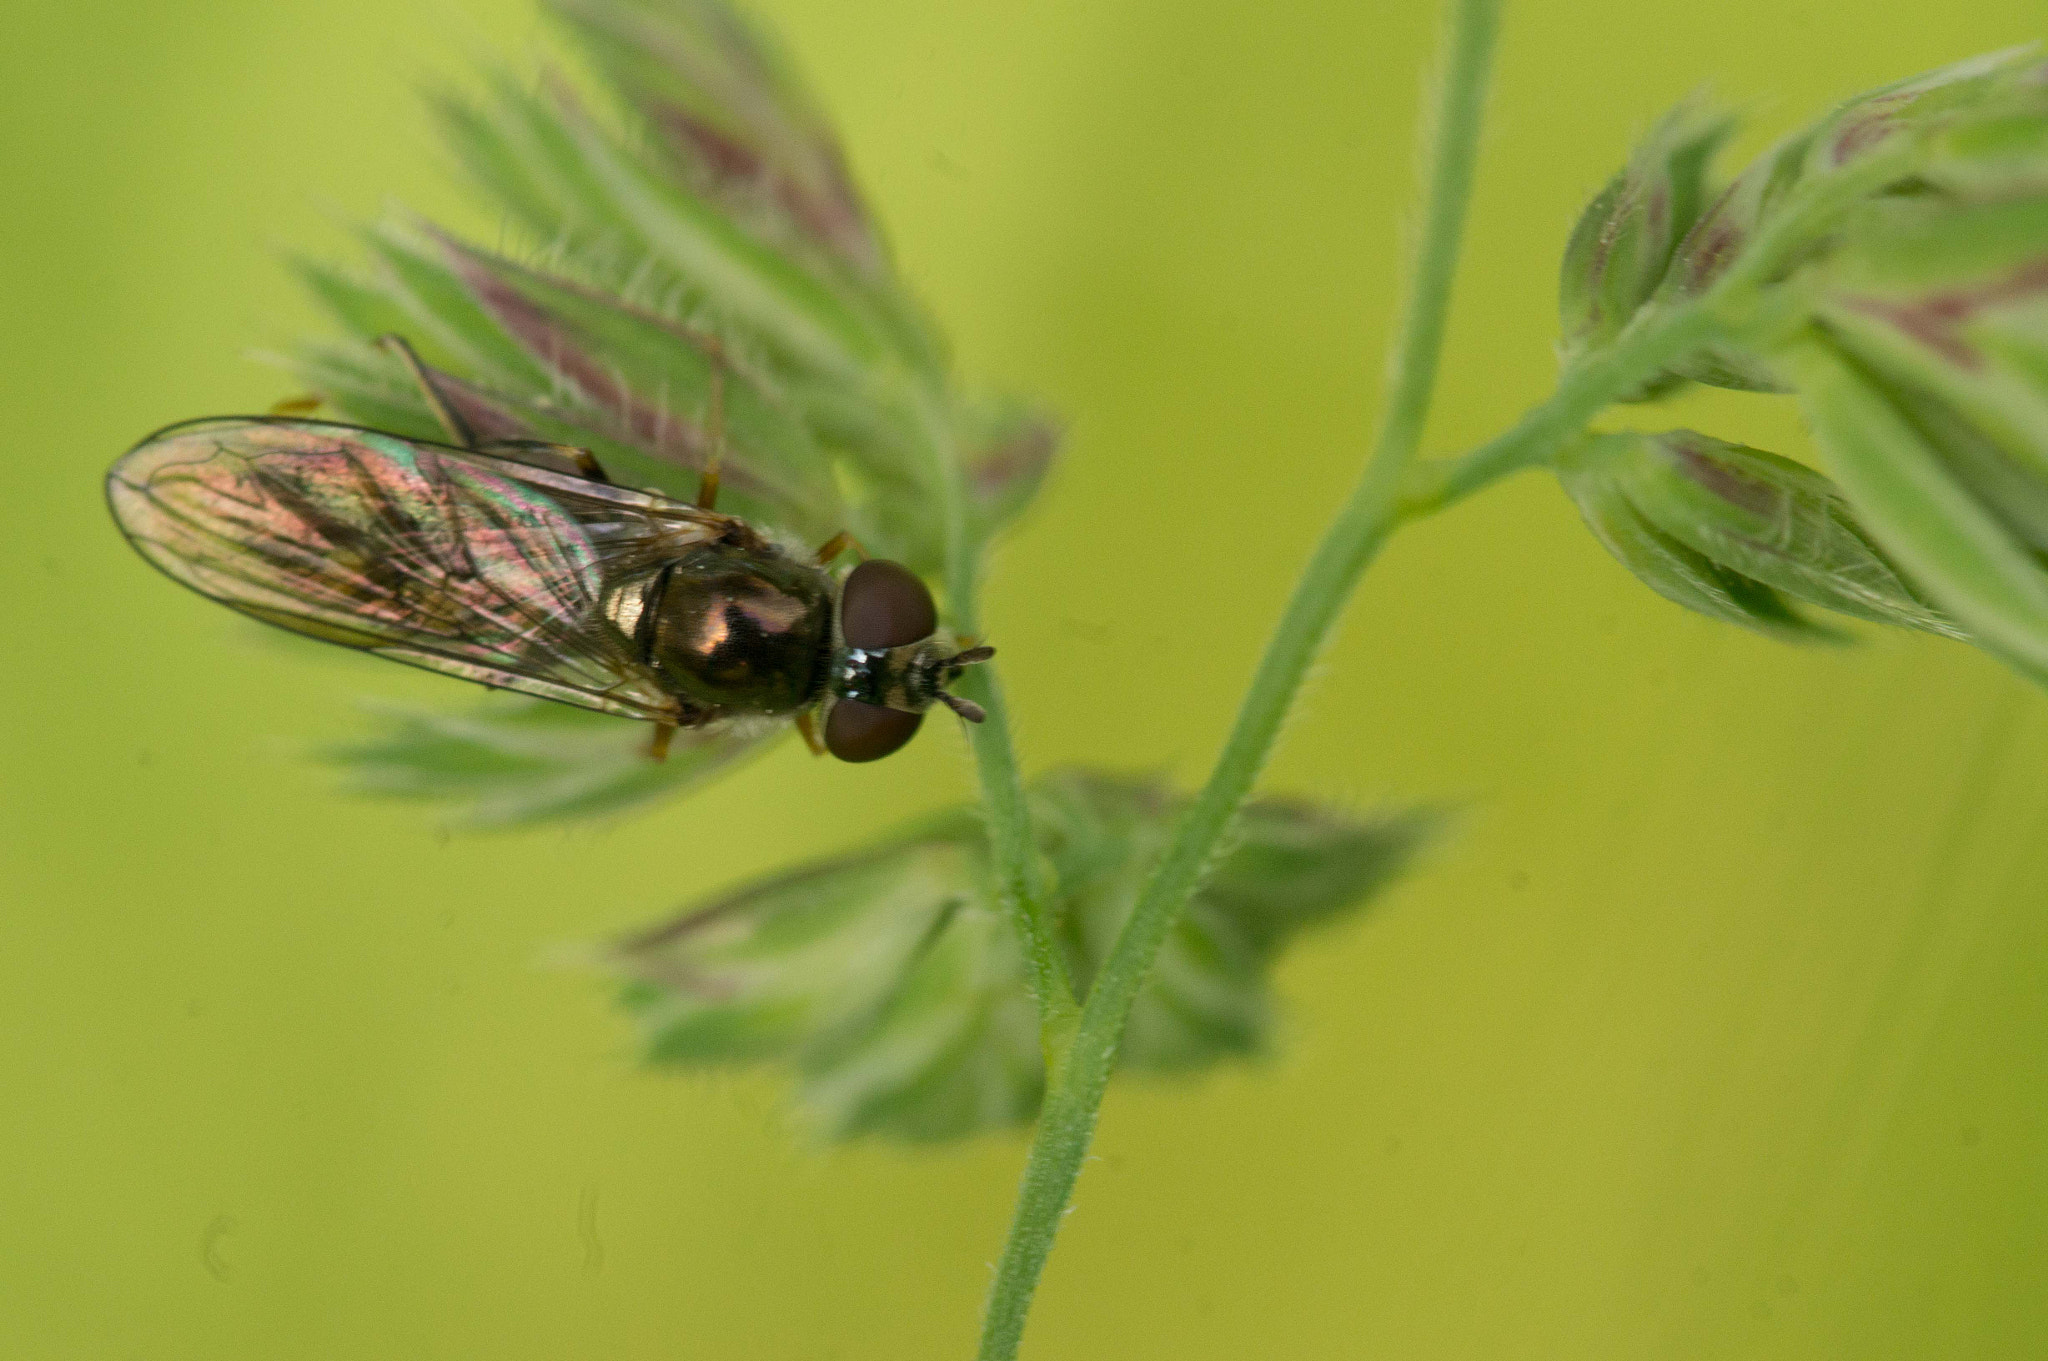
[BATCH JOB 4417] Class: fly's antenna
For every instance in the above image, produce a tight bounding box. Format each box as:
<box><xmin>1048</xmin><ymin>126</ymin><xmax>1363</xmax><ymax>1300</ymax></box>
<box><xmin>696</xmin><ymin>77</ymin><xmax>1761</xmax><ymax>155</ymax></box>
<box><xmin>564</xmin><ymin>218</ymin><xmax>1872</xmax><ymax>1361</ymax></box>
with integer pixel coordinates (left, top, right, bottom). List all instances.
<box><xmin>937</xmin><ymin>692</ymin><xmax>988</xmax><ymax>723</ymax></box>
<box><xmin>935</xmin><ymin>645</ymin><xmax>996</xmax><ymax>723</ymax></box>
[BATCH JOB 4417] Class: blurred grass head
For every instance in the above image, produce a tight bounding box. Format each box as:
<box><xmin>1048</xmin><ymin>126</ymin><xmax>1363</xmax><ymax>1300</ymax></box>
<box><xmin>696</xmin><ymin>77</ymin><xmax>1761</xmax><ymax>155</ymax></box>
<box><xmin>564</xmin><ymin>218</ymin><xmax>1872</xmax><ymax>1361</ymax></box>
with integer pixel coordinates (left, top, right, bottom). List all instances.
<box><xmin>1552</xmin><ymin>46</ymin><xmax>2048</xmax><ymax>689</ymax></box>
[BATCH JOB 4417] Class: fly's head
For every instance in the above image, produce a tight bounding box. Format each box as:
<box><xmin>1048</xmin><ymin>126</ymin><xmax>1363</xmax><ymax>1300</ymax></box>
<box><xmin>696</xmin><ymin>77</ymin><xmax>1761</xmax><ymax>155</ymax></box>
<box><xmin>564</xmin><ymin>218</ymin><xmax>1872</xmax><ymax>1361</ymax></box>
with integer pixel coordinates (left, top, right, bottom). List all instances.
<box><xmin>822</xmin><ymin>559</ymin><xmax>995</xmax><ymax>762</ymax></box>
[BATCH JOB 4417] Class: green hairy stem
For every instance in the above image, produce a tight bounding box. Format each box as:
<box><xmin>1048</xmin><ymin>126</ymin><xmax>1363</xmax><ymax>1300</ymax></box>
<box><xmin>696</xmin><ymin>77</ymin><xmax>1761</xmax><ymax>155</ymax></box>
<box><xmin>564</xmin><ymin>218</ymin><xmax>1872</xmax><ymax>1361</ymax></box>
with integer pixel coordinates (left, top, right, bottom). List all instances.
<box><xmin>1401</xmin><ymin>302</ymin><xmax>1723</xmax><ymax>514</ymax></box>
<box><xmin>922</xmin><ymin>388</ymin><xmax>1083</xmax><ymax>1051</ymax></box>
<box><xmin>975</xmin><ymin>0</ymin><xmax>1503</xmax><ymax>1354</ymax></box>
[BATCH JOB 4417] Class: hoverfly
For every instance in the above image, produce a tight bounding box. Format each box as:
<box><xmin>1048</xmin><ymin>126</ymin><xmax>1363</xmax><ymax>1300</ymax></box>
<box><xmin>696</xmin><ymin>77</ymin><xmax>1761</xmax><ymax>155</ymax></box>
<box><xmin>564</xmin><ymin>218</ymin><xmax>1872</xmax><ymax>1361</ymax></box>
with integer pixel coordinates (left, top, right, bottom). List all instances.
<box><xmin>106</xmin><ymin>336</ymin><xmax>993</xmax><ymax>763</ymax></box>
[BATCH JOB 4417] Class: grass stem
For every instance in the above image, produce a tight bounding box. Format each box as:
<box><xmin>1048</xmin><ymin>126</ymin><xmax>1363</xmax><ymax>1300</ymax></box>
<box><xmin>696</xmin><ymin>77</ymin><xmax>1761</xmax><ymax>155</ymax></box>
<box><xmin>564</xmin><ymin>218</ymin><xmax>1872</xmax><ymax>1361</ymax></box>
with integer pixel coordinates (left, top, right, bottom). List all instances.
<box><xmin>974</xmin><ymin>0</ymin><xmax>1503</xmax><ymax>1353</ymax></box>
<box><xmin>924</xmin><ymin>386</ymin><xmax>1083</xmax><ymax>1050</ymax></box>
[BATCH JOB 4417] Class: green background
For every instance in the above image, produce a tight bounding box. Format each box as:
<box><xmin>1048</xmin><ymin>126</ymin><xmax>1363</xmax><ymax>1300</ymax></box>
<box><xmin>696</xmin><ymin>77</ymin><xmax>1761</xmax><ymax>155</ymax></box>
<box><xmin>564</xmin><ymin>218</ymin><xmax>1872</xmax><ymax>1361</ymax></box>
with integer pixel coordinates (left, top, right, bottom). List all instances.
<box><xmin>5</xmin><ymin>0</ymin><xmax>2044</xmax><ymax>1356</ymax></box>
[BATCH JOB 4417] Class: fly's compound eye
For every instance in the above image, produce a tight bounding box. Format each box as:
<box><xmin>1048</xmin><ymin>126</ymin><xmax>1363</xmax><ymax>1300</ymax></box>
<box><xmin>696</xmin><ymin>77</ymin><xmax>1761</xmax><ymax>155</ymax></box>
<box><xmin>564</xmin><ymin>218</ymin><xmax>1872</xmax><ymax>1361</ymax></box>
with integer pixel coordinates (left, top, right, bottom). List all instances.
<box><xmin>824</xmin><ymin>699</ymin><xmax>922</xmax><ymax>762</ymax></box>
<box><xmin>838</xmin><ymin>558</ymin><xmax>936</xmax><ymax>648</ymax></box>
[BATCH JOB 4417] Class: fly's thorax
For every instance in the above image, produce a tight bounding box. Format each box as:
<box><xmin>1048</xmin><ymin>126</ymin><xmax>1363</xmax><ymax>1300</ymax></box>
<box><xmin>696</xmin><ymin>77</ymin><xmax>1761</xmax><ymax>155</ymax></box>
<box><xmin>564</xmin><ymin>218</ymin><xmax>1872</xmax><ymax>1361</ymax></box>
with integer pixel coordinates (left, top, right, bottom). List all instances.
<box><xmin>615</xmin><ymin>543</ymin><xmax>833</xmax><ymax>715</ymax></box>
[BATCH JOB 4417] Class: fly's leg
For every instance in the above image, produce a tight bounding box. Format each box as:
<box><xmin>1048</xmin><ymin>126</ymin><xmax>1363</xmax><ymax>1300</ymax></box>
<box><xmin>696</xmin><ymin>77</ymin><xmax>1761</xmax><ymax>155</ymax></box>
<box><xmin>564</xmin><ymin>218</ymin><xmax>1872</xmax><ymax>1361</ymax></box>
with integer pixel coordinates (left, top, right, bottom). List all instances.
<box><xmin>377</xmin><ymin>334</ymin><xmax>479</xmax><ymax>449</ymax></box>
<box><xmin>475</xmin><ymin>438</ymin><xmax>612</xmax><ymax>484</ymax></box>
<box><xmin>695</xmin><ymin>359</ymin><xmax>725</xmax><ymax>511</ymax></box>
<box><xmin>379</xmin><ymin>334</ymin><xmax>611</xmax><ymax>483</ymax></box>
<box><xmin>646</xmin><ymin>722</ymin><xmax>676</xmax><ymax>762</ymax></box>
<box><xmin>794</xmin><ymin>711</ymin><xmax>826</xmax><ymax>757</ymax></box>
<box><xmin>813</xmin><ymin>531</ymin><xmax>867</xmax><ymax>566</ymax></box>
<box><xmin>267</xmin><ymin>393</ymin><xmax>324</xmax><ymax>417</ymax></box>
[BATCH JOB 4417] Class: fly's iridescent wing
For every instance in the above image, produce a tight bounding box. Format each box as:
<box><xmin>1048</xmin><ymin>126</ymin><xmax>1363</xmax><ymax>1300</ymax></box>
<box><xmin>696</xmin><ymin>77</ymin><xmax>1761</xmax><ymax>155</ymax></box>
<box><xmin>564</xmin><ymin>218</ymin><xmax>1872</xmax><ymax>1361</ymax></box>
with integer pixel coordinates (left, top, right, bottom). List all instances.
<box><xmin>108</xmin><ymin>417</ymin><xmax>713</xmax><ymax>724</ymax></box>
